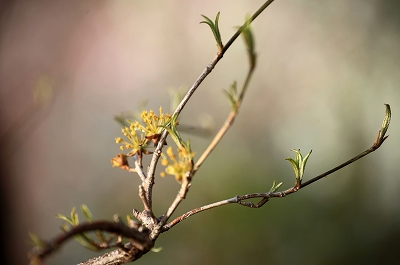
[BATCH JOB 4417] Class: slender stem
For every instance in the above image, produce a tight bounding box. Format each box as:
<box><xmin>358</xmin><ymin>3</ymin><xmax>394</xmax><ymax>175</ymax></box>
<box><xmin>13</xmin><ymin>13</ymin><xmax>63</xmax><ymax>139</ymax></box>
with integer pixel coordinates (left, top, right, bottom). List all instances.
<box><xmin>162</xmin><ymin>197</ymin><xmax>237</xmax><ymax>232</ymax></box>
<box><xmin>146</xmin><ymin>0</ymin><xmax>275</xmax><ymax>212</ymax></box>
<box><xmin>233</xmin><ymin>141</ymin><xmax>387</xmax><ymax>201</ymax></box>
<box><xmin>139</xmin><ymin>185</ymin><xmax>153</xmax><ymax>214</ymax></box>
<box><xmin>193</xmin><ymin>111</ymin><xmax>236</xmax><ymax>174</ymax></box>
<box><xmin>146</xmin><ymin>59</ymin><xmax>219</xmax><ymax>189</ymax></box>
<box><xmin>193</xmin><ymin>66</ymin><xmax>255</xmax><ymax>175</ymax></box>
<box><xmin>157</xmin><ymin>55</ymin><xmax>255</xmax><ymax>232</ymax></box>
<box><xmin>163</xmin><ymin>139</ymin><xmax>387</xmax><ymax>230</ymax></box>
<box><xmin>134</xmin><ymin>156</ymin><xmax>146</xmax><ymax>182</ymax></box>
<box><xmin>300</xmin><ymin>147</ymin><xmax>374</xmax><ymax>189</ymax></box>
<box><xmin>223</xmin><ymin>0</ymin><xmax>275</xmax><ymax>53</ymax></box>
<box><xmin>162</xmin><ymin>179</ymin><xmax>190</xmax><ymax>220</ymax></box>
<box><xmin>29</xmin><ymin>221</ymin><xmax>153</xmax><ymax>261</ymax></box>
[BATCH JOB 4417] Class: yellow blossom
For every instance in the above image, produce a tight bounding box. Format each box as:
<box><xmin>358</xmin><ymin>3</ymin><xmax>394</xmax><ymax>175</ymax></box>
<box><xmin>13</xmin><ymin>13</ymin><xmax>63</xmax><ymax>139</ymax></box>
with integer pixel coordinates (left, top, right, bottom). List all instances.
<box><xmin>115</xmin><ymin>124</ymin><xmax>148</xmax><ymax>157</ymax></box>
<box><xmin>161</xmin><ymin>146</ymin><xmax>195</xmax><ymax>182</ymax></box>
<box><xmin>142</xmin><ymin>107</ymin><xmax>172</xmax><ymax>144</ymax></box>
<box><xmin>113</xmin><ymin>107</ymin><xmax>173</xmax><ymax>168</ymax></box>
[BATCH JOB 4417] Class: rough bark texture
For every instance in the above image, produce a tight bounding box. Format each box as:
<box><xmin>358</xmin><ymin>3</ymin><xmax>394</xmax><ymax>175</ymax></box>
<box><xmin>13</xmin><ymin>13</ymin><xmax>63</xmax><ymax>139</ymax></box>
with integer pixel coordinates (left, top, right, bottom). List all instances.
<box><xmin>78</xmin><ymin>243</ymin><xmax>148</xmax><ymax>265</ymax></box>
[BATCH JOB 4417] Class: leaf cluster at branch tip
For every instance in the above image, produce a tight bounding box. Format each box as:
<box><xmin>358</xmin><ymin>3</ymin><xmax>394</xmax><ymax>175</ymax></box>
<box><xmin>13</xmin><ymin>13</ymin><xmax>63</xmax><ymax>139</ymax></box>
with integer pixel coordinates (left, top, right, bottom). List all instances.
<box><xmin>285</xmin><ymin>149</ymin><xmax>312</xmax><ymax>183</ymax></box>
<box><xmin>379</xmin><ymin>104</ymin><xmax>391</xmax><ymax>141</ymax></box>
<box><xmin>201</xmin><ymin>12</ymin><xmax>223</xmax><ymax>52</ymax></box>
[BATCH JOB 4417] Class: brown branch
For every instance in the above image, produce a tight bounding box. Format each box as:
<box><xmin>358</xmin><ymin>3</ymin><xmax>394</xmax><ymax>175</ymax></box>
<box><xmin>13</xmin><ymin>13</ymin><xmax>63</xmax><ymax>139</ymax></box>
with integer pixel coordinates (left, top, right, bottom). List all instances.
<box><xmin>29</xmin><ymin>221</ymin><xmax>154</xmax><ymax>264</ymax></box>
<box><xmin>225</xmin><ymin>129</ymin><xmax>390</xmax><ymax>203</ymax></box>
<box><xmin>29</xmin><ymin>2</ymin><xmax>279</xmax><ymax>263</ymax></box>
<box><xmin>155</xmin><ymin>174</ymin><xmax>192</xmax><ymax>235</ymax></box>
<box><xmin>163</xmin><ymin>119</ymin><xmax>390</xmax><ymax>231</ymax></box>
<box><xmin>145</xmin><ymin>0</ymin><xmax>276</xmax><ymax>210</ymax></box>
<box><xmin>76</xmin><ymin>243</ymin><xmax>146</xmax><ymax>265</ymax></box>
<box><xmin>193</xmin><ymin>65</ymin><xmax>255</xmax><ymax>176</ymax></box>
<box><xmin>222</xmin><ymin>0</ymin><xmax>275</xmax><ymax>53</ymax></box>
<box><xmin>162</xmin><ymin>197</ymin><xmax>236</xmax><ymax>232</ymax></box>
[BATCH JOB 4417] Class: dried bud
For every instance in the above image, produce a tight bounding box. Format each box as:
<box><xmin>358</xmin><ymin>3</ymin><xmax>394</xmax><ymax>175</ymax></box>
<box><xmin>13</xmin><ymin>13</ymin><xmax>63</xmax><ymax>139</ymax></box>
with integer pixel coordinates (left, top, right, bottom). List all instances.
<box><xmin>111</xmin><ymin>154</ymin><xmax>129</xmax><ymax>170</ymax></box>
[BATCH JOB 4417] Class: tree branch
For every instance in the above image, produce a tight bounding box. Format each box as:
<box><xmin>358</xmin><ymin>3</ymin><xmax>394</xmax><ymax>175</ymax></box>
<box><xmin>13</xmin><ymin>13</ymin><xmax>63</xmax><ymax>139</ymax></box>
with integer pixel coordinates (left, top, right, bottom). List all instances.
<box><xmin>29</xmin><ymin>221</ymin><xmax>154</xmax><ymax>264</ymax></box>
<box><xmin>145</xmin><ymin>0</ymin><xmax>276</xmax><ymax>208</ymax></box>
<box><xmin>162</xmin><ymin>104</ymin><xmax>391</xmax><ymax>230</ymax></box>
<box><xmin>76</xmin><ymin>243</ymin><xmax>146</xmax><ymax>265</ymax></box>
<box><xmin>193</xmin><ymin>65</ymin><xmax>255</xmax><ymax>175</ymax></box>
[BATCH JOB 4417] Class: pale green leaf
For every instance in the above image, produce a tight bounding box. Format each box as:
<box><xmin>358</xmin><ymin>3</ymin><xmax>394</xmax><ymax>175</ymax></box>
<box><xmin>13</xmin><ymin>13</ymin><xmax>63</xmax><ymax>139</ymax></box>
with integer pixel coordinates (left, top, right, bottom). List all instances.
<box><xmin>81</xmin><ymin>204</ymin><xmax>93</xmax><ymax>222</ymax></box>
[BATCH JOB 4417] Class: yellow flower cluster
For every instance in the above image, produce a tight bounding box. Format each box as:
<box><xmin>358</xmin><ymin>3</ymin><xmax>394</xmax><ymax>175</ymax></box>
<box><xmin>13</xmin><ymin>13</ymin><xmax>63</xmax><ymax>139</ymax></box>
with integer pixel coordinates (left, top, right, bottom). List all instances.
<box><xmin>114</xmin><ymin>107</ymin><xmax>171</xmax><ymax>157</ymax></box>
<box><xmin>138</xmin><ymin>107</ymin><xmax>172</xmax><ymax>144</ymax></box>
<box><xmin>112</xmin><ymin>107</ymin><xmax>195</xmax><ymax>181</ymax></box>
<box><xmin>116</xmin><ymin>124</ymin><xmax>147</xmax><ymax>156</ymax></box>
<box><xmin>161</xmin><ymin>146</ymin><xmax>195</xmax><ymax>182</ymax></box>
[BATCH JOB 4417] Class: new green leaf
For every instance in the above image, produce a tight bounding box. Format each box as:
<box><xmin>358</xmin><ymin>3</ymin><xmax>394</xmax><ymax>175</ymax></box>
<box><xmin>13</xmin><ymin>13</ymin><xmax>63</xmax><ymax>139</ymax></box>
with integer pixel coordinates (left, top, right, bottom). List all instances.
<box><xmin>201</xmin><ymin>12</ymin><xmax>223</xmax><ymax>52</ymax></box>
<box><xmin>269</xmin><ymin>180</ymin><xmax>283</xmax><ymax>193</ymax></box>
<box><xmin>241</xmin><ymin>17</ymin><xmax>257</xmax><ymax>68</ymax></box>
<box><xmin>285</xmin><ymin>149</ymin><xmax>312</xmax><ymax>182</ymax></box>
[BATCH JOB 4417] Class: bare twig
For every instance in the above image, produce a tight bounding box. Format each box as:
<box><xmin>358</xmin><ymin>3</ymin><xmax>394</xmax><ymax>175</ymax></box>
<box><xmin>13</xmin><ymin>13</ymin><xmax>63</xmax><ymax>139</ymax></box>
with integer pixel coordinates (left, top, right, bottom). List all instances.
<box><xmin>163</xmin><ymin>142</ymin><xmax>381</xmax><ymax>230</ymax></box>
<box><xmin>138</xmin><ymin>185</ymin><xmax>153</xmax><ymax>214</ymax></box>
<box><xmin>162</xmin><ymin>197</ymin><xmax>236</xmax><ymax>232</ymax></box>
<box><xmin>133</xmin><ymin>155</ymin><xmax>146</xmax><ymax>182</ymax></box>
<box><xmin>193</xmin><ymin>65</ymin><xmax>255</xmax><ymax>175</ymax></box>
<box><xmin>222</xmin><ymin>0</ymin><xmax>275</xmax><ymax>53</ymax></box>
<box><xmin>145</xmin><ymin>0</ymin><xmax>276</xmax><ymax>208</ymax></box>
<box><xmin>154</xmin><ymin>174</ymin><xmax>192</xmax><ymax>235</ymax></box>
<box><xmin>155</xmin><ymin>22</ymin><xmax>257</xmax><ymax>233</ymax></box>
<box><xmin>163</xmin><ymin>105</ymin><xmax>391</xmax><ymax>230</ymax></box>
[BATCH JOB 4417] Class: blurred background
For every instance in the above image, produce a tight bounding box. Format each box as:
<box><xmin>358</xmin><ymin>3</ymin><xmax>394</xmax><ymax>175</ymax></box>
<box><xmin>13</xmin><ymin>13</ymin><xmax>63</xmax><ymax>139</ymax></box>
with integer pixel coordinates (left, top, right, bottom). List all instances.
<box><xmin>1</xmin><ymin>0</ymin><xmax>399</xmax><ymax>264</ymax></box>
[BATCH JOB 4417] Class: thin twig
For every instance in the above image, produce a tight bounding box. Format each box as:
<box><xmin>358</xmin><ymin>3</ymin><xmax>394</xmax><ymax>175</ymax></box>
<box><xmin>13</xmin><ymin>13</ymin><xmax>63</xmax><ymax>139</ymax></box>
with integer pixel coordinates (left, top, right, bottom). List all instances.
<box><xmin>147</xmin><ymin>0</ymin><xmax>274</xmax><ymax>177</ymax></box>
<box><xmin>163</xmin><ymin>132</ymin><xmax>389</xmax><ymax>231</ymax></box>
<box><xmin>193</xmin><ymin>66</ymin><xmax>255</xmax><ymax>175</ymax></box>
<box><xmin>154</xmin><ymin>175</ymin><xmax>192</xmax><ymax>236</ymax></box>
<box><xmin>156</xmin><ymin>42</ymin><xmax>256</xmax><ymax>233</ymax></box>
<box><xmin>162</xmin><ymin>197</ymin><xmax>237</xmax><ymax>232</ymax></box>
<box><xmin>300</xmin><ymin>147</ymin><xmax>376</xmax><ymax>189</ymax></box>
<box><xmin>134</xmin><ymin>155</ymin><xmax>146</xmax><ymax>182</ymax></box>
<box><xmin>145</xmin><ymin>0</ymin><xmax>275</xmax><ymax>218</ymax></box>
<box><xmin>138</xmin><ymin>185</ymin><xmax>153</xmax><ymax>214</ymax></box>
<box><xmin>223</xmin><ymin>0</ymin><xmax>275</xmax><ymax>53</ymax></box>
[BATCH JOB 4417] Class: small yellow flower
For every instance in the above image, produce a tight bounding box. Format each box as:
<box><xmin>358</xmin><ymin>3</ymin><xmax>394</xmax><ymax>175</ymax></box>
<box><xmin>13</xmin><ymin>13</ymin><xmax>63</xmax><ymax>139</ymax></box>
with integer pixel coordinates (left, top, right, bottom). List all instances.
<box><xmin>113</xmin><ymin>107</ymin><xmax>173</xmax><ymax>166</ymax></box>
<box><xmin>161</xmin><ymin>158</ymin><xmax>169</xmax><ymax>166</ymax></box>
<box><xmin>115</xmin><ymin>124</ymin><xmax>148</xmax><ymax>157</ymax></box>
<box><xmin>161</xmin><ymin>146</ymin><xmax>195</xmax><ymax>183</ymax></box>
<box><xmin>142</xmin><ymin>107</ymin><xmax>172</xmax><ymax>144</ymax></box>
